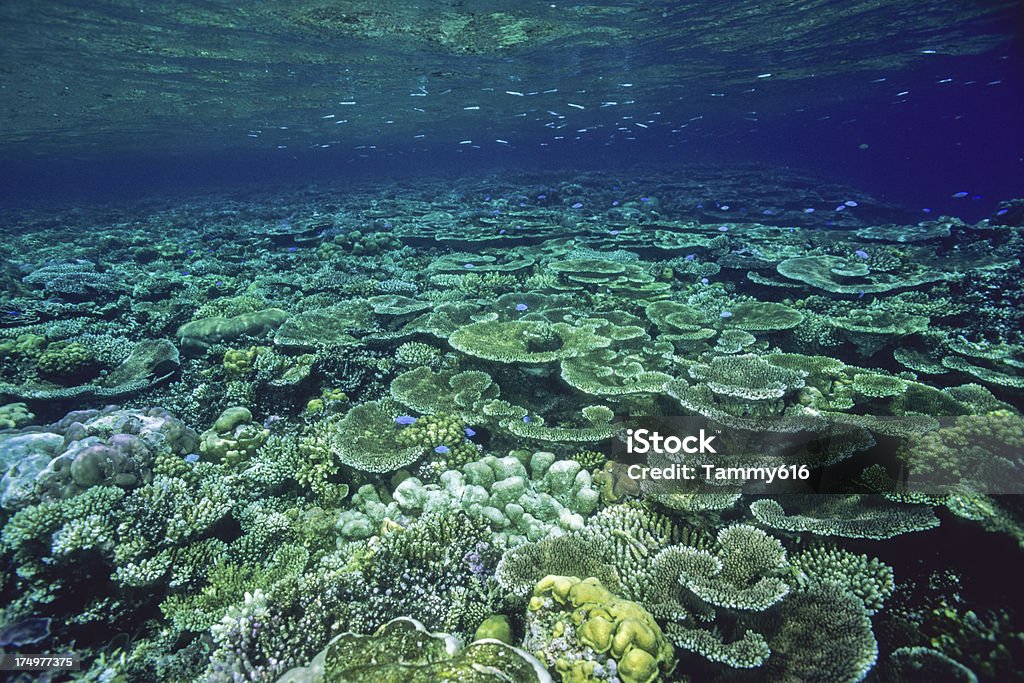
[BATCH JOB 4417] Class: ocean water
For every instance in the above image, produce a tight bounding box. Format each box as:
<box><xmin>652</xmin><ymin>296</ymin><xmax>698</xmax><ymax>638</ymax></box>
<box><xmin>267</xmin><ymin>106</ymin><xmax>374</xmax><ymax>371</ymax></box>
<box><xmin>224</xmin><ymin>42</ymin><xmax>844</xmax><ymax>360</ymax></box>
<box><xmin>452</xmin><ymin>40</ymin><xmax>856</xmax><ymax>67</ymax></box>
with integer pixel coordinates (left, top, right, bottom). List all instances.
<box><xmin>0</xmin><ymin>1</ymin><xmax>1022</xmax><ymax>681</ymax></box>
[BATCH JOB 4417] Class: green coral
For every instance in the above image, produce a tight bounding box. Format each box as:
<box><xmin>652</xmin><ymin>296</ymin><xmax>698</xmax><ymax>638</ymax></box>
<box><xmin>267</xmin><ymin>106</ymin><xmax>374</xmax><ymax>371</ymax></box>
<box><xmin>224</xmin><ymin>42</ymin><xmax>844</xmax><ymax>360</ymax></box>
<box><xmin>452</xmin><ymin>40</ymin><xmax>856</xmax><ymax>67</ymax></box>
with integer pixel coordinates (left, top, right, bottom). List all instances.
<box><xmin>449</xmin><ymin>319</ymin><xmax>609</xmax><ymax>364</ymax></box>
<box><xmin>834</xmin><ymin>308</ymin><xmax>930</xmax><ymax>356</ymax></box>
<box><xmin>279</xmin><ymin>616</ymin><xmax>550</xmax><ymax>682</ymax></box>
<box><xmin>852</xmin><ymin>372</ymin><xmax>909</xmax><ymax>398</ymax></box>
<box><xmin>394</xmin><ymin>341</ymin><xmax>443</xmax><ymax>368</ymax></box>
<box><xmin>200</xmin><ymin>406</ymin><xmax>269</xmax><ymax>468</ymax></box>
<box><xmin>724</xmin><ymin>300</ymin><xmax>804</xmax><ymax>331</ymax></box>
<box><xmin>790</xmin><ymin>545</ymin><xmax>894</xmax><ymax>614</ymax></box>
<box><xmin>896</xmin><ymin>410</ymin><xmax>1024</xmax><ymax>488</ymax></box>
<box><xmin>395</xmin><ymin>412</ymin><xmax>478</xmax><ymax>470</ymax></box>
<box><xmin>761</xmin><ymin>584</ymin><xmax>878</xmax><ymax>683</ymax></box>
<box><xmin>776</xmin><ymin>255</ymin><xmax>946</xmax><ymax>294</ymax></box>
<box><xmin>644</xmin><ymin>300</ymin><xmax>716</xmax><ymax>341</ymax></box>
<box><xmin>668</xmin><ymin>354</ymin><xmax>815</xmax><ymax>430</ymax></box>
<box><xmin>676</xmin><ymin>524</ymin><xmax>790</xmax><ymax>611</ymax></box>
<box><xmin>750</xmin><ymin>495</ymin><xmax>940</xmax><ymax>539</ymax></box>
<box><xmin>342</xmin><ymin>452</ymin><xmax>600</xmax><ymax>545</ymax></box>
<box><xmin>177</xmin><ymin>308</ymin><xmax>289</xmax><ymax>353</ymax></box>
<box><xmin>36</xmin><ymin>341</ymin><xmax>98</xmax><ymax>383</ymax></box>
<box><xmin>560</xmin><ymin>347</ymin><xmax>672</xmax><ymax>396</ymax></box>
<box><xmin>0</xmin><ymin>332</ymin><xmax>46</xmax><ymax>357</ymax></box>
<box><xmin>525</xmin><ymin>575</ymin><xmax>675</xmax><ymax>683</ymax></box>
<box><xmin>338</xmin><ymin>510</ymin><xmax>509</xmax><ymax>638</ymax></box>
<box><xmin>223</xmin><ymin>345</ymin><xmax>270</xmax><ymax>377</ymax></box>
<box><xmin>273</xmin><ymin>305</ymin><xmax>365</xmax><ymax>348</ymax></box>
<box><xmin>390</xmin><ymin>367</ymin><xmax>501</xmax><ymax>420</ymax></box>
<box><xmin>0</xmin><ymin>401</ymin><xmax>33</xmax><ymax>429</ymax></box>
<box><xmin>312</xmin><ymin>401</ymin><xmax>424</xmax><ymax>473</ymax></box>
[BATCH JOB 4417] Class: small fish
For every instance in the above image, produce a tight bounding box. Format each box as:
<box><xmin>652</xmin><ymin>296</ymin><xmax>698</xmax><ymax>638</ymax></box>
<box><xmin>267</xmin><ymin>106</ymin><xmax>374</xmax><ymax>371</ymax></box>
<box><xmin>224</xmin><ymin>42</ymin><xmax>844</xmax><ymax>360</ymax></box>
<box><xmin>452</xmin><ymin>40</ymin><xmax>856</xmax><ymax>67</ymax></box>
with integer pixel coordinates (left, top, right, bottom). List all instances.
<box><xmin>951</xmin><ymin>191</ymin><xmax>969</xmax><ymax>198</ymax></box>
<box><xmin>571</xmin><ymin>202</ymin><xmax>583</xmax><ymax>209</ymax></box>
<box><xmin>463</xmin><ymin>263</ymin><xmax>475</xmax><ymax>269</ymax></box>
<box><xmin>395</xmin><ymin>416</ymin><xmax>417</xmax><ymax>425</ymax></box>
<box><xmin>854</xmin><ymin>249</ymin><xmax>870</xmax><ymax>259</ymax></box>
<box><xmin>184</xmin><ymin>453</ymin><xmax>200</xmax><ymax>464</ymax></box>
<box><xmin>522</xmin><ymin>416</ymin><xmax>532</xmax><ymax>424</ymax></box>
<box><xmin>844</xmin><ymin>200</ymin><xmax>858</xmax><ymax>207</ymax></box>
<box><xmin>434</xmin><ymin>445</ymin><xmax>450</xmax><ymax>454</ymax></box>
<box><xmin>803</xmin><ymin>208</ymin><xmax>815</xmax><ymax>214</ymax></box>
<box><xmin>515</xmin><ymin>303</ymin><xmax>529</xmax><ymax>311</ymax></box>
<box><xmin>720</xmin><ymin>311</ymin><xmax>733</xmax><ymax>318</ymax></box>
<box><xmin>718</xmin><ymin>225</ymin><xmax>729</xmax><ymax>232</ymax></box>
<box><xmin>685</xmin><ymin>254</ymin><xmax>696</xmax><ymax>261</ymax></box>
<box><xmin>465</xmin><ymin>427</ymin><xmax>476</xmax><ymax>437</ymax></box>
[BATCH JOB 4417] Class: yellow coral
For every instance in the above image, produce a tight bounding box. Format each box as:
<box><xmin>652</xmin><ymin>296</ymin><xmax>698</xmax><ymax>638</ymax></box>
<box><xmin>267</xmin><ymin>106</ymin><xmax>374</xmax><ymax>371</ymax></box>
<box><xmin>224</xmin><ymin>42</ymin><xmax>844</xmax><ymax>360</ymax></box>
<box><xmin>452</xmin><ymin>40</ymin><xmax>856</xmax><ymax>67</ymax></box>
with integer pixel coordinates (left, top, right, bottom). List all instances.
<box><xmin>568</xmin><ymin>577</ymin><xmax>613</xmax><ymax>607</ymax></box>
<box><xmin>222</xmin><ymin>345</ymin><xmax>269</xmax><ymax>377</ymax></box>
<box><xmin>578</xmin><ymin>615</ymin><xmax>615</xmax><ymax>653</ymax></box>
<box><xmin>619</xmin><ymin>647</ymin><xmax>659</xmax><ymax>683</ymax></box>
<box><xmin>530</xmin><ymin>575</ymin><xmax>675</xmax><ymax>683</ymax></box>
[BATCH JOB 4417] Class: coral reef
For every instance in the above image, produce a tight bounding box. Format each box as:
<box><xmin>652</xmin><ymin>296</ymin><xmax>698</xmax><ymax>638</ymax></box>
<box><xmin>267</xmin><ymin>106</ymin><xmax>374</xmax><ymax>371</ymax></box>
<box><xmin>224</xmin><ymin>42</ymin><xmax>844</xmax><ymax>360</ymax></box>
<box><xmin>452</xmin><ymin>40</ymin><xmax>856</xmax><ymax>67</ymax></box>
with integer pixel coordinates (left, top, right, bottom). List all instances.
<box><xmin>0</xmin><ymin>169</ymin><xmax>1021</xmax><ymax>681</ymax></box>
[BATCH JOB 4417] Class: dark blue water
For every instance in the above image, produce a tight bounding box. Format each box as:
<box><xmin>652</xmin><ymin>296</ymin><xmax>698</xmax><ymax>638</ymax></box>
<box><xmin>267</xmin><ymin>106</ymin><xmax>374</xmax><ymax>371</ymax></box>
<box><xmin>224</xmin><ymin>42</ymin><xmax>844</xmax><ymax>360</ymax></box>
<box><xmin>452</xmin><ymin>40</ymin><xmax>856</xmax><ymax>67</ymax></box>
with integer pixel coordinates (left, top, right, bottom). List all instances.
<box><xmin>1</xmin><ymin>1</ymin><xmax>1021</xmax><ymax>221</ymax></box>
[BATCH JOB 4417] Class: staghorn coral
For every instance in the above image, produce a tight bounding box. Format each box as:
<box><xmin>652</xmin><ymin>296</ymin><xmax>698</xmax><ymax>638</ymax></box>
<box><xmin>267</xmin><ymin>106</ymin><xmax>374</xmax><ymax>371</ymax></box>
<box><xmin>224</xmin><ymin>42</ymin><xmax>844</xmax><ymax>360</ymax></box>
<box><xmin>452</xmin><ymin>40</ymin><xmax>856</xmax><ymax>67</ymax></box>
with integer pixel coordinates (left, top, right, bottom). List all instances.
<box><xmin>759</xmin><ymin>583</ymin><xmax>878</xmax><ymax>683</ymax></box>
<box><xmin>790</xmin><ymin>544</ymin><xmax>894</xmax><ymax>614</ymax></box>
